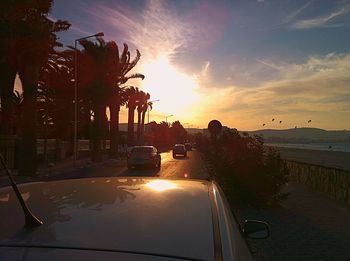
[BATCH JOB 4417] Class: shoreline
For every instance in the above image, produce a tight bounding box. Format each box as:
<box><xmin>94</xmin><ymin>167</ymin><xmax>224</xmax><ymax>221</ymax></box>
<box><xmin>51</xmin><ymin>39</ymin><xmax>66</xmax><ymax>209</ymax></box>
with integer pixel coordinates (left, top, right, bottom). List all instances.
<box><xmin>265</xmin><ymin>145</ymin><xmax>350</xmax><ymax>171</ymax></box>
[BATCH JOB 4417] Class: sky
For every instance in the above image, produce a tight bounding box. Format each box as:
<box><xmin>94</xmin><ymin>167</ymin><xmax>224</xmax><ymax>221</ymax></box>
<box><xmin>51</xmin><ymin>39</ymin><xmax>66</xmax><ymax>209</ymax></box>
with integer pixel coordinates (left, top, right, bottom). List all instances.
<box><xmin>49</xmin><ymin>0</ymin><xmax>350</xmax><ymax>130</ymax></box>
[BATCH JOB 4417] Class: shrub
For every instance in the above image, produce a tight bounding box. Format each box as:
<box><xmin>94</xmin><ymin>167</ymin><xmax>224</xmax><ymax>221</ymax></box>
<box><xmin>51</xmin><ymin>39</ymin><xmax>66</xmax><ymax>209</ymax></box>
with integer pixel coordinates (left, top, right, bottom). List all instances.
<box><xmin>196</xmin><ymin>129</ymin><xmax>289</xmax><ymax>207</ymax></box>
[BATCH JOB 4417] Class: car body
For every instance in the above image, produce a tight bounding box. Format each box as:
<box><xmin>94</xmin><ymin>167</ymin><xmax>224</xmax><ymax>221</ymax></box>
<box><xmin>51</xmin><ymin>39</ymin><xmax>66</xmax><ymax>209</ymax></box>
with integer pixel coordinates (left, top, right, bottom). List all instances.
<box><xmin>184</xmin><ymin>143</ymin><xmax>192</xmax><ymax>151</ymax></box>
<box><xmin>0</xmin><ymin>177</ymin><xmax>268</xmax><ymax>260</ymax></box>
<box><xmin>127</xmin><ymin>146</ymin><xmax>161</xmax><ymax>170</ymax></box>
<box><xmin>173</xmin><ymin>144</ymin><xmax>187</xmax><ymax>157</ymax></box>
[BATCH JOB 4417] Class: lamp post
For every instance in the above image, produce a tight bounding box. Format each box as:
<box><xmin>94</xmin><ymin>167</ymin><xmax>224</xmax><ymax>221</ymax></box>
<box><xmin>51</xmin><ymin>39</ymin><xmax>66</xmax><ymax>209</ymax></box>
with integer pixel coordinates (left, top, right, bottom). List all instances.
<box><xmin>74</xmin><ymin>32</ymin><xmax>104</xmax><ymax>167</ymax></box>
<box><xmin>147</xmin><ymin>99</ymin><xmax>160</xmax><ymax>124</ymax></box>
<box><xmin>165</xmin><ymin>114</ymin><xmax>173</xmax><ymax>123</ymax></box>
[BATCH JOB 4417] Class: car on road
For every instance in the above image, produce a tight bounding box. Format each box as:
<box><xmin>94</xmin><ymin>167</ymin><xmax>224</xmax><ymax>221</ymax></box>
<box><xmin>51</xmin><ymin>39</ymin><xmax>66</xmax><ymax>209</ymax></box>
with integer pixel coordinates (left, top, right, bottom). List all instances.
<box><xmin>173</xmin><ymin>144</ymin><xmax>187</xmax><ymax>157</ymax></box>
<box><xmin>127</xmin><ymin>146</ymin><xmax>161</xmax><ymax>170</ymax></box>
<box><xmin>185</xmin><ymin>142</ymin><xmax>192</xmax><ymax>151</ymax></box>
<box><xmin>0</xmin><ymin>177</ymin><xmax>269</xmax><ymax>260</ymax></box>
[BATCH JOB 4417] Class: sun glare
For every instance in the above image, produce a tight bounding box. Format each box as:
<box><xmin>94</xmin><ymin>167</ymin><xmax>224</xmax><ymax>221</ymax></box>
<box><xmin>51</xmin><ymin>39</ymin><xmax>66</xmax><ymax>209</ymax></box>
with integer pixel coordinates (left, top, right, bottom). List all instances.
<box><xmin>141</xmin><ymin>57</ymin><xmax>199</xmax><ymax>119</ymax></box>
<box><xmin>144</xmin><ymin>180</ymin><xmax>177</xmax><ymax>192</ymax></box>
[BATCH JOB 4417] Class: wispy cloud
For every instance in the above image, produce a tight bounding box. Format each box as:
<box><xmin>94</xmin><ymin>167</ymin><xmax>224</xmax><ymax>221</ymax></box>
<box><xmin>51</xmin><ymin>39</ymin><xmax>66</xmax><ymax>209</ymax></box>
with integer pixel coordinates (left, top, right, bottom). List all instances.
<box><xmin>256</xmin><ymin>59</ymin><xmax>282</xmax><ymax>71</ymax></box>
<box><xmin>290</xmin><ymin>2</ymin><xmax>350</xmax><ymax>29</ymax></box>
<box><xmin>197</xmin><ymin>53</ymin><xmax>350</xmax><ymax>130</ymax></box>
<box><xmin>86</xmin><ymin>0</ymin><xmax>193</xmax><ymax>61</ymax></box>
<box><xmin>283</xmin><ymin>0</ymin><xmax>314</xmax><ymax>24</ymax></box>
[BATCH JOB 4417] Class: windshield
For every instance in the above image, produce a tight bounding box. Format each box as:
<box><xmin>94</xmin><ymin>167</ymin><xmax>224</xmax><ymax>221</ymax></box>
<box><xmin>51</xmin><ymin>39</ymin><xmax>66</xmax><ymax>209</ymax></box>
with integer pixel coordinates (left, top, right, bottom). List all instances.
<box><xmin>0</xmin><ymin>1</ymin><xmax>349</xmax><ymax>260</ymax></box>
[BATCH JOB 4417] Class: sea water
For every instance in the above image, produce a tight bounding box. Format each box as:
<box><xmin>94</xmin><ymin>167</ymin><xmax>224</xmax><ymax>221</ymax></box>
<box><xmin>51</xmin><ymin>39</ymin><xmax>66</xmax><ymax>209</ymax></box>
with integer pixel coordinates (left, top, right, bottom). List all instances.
<box><xmin>265</xmin><ymin>143</ymin><xmax>350</xmax><ymax>153</ymax></box>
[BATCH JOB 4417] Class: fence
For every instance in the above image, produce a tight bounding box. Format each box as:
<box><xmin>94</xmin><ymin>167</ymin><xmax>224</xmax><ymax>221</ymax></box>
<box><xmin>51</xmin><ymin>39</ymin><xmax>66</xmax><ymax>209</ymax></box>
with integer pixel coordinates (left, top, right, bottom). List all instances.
<box><xmin>286</xmin><ymin>160</ymin><xmax>350</xmax><ymax>205</ymax></box>
<box><xmin>0</xmin><ymin>137</ymin><xmax>126</xmax><ymax>170</ymax></box>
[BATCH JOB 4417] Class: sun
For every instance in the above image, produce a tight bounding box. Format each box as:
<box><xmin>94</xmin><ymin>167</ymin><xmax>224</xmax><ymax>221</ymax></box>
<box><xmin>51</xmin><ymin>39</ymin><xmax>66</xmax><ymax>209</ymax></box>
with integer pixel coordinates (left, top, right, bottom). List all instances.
<box><xmin>140</xmin><ymin>56</ymin><xmax>199</xmax><ymax>119</ymax></box>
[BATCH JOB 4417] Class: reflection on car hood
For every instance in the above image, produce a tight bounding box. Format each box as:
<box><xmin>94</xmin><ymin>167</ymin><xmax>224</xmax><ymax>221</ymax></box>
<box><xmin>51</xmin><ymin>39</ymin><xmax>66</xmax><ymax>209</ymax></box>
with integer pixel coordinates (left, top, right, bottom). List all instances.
<box><xmin>0</xmin><ymin>177</ymin><xmax>214</xmax><ymax>260</ymax></box>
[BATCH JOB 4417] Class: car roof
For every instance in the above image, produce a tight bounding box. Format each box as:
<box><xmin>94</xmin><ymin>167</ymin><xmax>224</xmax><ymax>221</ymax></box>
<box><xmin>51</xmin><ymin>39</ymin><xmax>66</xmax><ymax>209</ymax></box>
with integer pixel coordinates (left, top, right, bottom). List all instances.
<box><xmin>131</xmin><ymin>146</ymin><xmax>156</xmax><ymax>149</ymax></box>
<box><xmin>0</xmin><ymin>177</ymin><xmax>215</xmax><ymax>260</ymax></box>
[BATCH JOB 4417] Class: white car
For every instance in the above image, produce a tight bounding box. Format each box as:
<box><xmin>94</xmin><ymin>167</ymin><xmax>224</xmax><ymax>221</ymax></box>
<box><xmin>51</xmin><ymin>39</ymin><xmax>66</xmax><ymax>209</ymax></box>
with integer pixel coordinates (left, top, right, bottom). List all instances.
<box><xmin>0</xmin><ymin>177</ymin><xmax>269</xmax><ymax>260</ymax></box>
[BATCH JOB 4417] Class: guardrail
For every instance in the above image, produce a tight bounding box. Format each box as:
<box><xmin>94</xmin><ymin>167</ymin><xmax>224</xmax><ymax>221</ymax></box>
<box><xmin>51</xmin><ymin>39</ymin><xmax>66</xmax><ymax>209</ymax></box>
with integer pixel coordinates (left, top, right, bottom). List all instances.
<box><xmin>286</xmin><ymin>160</ymin><xmax>350</xmax><ymax>205</ymax></box>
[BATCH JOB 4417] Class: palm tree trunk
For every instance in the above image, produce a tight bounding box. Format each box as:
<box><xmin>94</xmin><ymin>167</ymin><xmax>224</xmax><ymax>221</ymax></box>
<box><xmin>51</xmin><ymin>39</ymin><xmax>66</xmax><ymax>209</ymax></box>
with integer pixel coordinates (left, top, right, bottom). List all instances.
<box><xmin>136</xmin><ymin>108</ymin><xmax>142</xmax><ymax>144</ymax></box>
<box><xmin>127</xmin><ymin>105</ymin><xmax>135</xmax><ymax>146</ymax></box>
<box><xmin>91</xmin><ymin>105</ymin><xmax>104</xmax><ymax>162</ymax></box>
<box><xmin>140</xmin><ymin>108</ymin><xmax>147</xmax><ymax>140</ymax></box>
<box><xmin>18</xmin><ymin>71</ymin><xmax>39</xmax><ymax>176</ymax></box>
<box><xmin>109</xmin><ymin>104</ymin><xmax>119</xmax><ymax>158</ymax></box>
<box><xmin>0</xmin><ymin>68</ymin><xmax>16</xmax><ymax>135</ymax></box>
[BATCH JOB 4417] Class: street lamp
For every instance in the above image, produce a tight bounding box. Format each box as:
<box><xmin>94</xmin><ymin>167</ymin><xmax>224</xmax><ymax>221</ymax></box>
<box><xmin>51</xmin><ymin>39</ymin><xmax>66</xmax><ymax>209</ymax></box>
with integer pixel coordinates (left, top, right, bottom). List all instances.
<box><xmin>165</xmin><ymin>114</ymin><xmax>173</xmax><ymax>123</ymax></box>
<box><xmin>147</xmin><ymin>99</ymin><xmax>160</xmax><ymax>124</ymax></box>
<box><xmin>74</xmin><ymin>32</ymin><xmax>104</xmax><ymax>167</ymax></box>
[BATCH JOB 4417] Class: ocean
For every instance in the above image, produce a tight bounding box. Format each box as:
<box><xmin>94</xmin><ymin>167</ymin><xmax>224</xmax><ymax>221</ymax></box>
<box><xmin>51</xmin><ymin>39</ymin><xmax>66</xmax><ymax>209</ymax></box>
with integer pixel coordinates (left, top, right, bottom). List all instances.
<box><xmin>265</xmin><ymin>142</ymin><xmax>350</xmax><ymax>153</ymax></box>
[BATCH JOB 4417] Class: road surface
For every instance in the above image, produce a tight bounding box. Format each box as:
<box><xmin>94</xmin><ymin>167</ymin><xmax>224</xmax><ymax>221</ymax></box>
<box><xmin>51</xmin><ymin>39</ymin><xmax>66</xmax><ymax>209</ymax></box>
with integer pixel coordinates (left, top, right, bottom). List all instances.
<box><xmin>123</xmin><ymin>149</ymin><xmax>209</xmax><ymax>179</ymax></box>
<box><xmin>42</xmin><ymin>149</ymin><xmax>208</xmax><ymax>181</ymax></box>
<box><xmin>0</xmin><ymin>150</ymin><xmax>207</xmax><ymax>187</ymax></box>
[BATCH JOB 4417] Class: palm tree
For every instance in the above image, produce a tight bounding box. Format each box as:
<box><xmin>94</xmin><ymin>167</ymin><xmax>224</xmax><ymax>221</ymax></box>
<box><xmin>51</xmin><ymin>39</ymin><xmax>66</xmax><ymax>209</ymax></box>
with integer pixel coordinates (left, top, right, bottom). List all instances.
<box><xmin>65</xmin><ymin>39</ymin><xmax>144</xmax><ymax>159</ymax></box>
<box><xmin>136</xmin><ymin>91</ymin><xmax>149</xmax><ymax>143</ymax></box>
<box><xmin>125</xmin><ymin>86</ymin><xmax>141</xmax><ymax>146</ymax></box>
<box><xmin>77</xmin><ymin>37</ymin><xmax>111</xmax><ymax>162</ymax></box>
<box><xmin>139</xmin><ymin>93</ymin><xmax>151</xmax><ymax>141</ymax></box>
<box><xmin>0</xmin><ymin>0</ymin><xmax>70</xmax><ymax>175</ymax></box>
<box><xmin>105</xmin><ymin>42</ymin><xmax>144</xmax><ymax>158</ymax></box>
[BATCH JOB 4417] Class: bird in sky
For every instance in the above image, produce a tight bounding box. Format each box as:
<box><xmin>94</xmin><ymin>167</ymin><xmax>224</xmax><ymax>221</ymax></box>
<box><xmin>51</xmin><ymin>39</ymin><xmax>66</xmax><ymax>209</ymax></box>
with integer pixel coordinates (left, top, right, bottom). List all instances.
<box><xmin>279</xmin><ymin>120</ymin><xmax>282</xmax><ymax>124</ymax></box>
<box><xmin>263</xmin><ymin>123</ymin><xmax>265</xmax><ymax>126</ymax></box>
<box><xmin>272</xmin><ymin>118</ymin><xmax>275</xmax><ymax>122</ymax></box>
<box><xmin>308</xmin><ymin>120</ymin><xmax>312</xmax><ymax>123</ymax></box>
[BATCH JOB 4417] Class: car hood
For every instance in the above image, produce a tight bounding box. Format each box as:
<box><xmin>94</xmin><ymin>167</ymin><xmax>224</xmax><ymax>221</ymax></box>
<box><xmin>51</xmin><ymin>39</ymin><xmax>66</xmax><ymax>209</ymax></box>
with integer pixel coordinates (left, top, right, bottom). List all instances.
<box><xmin>0</xmin><ymin>177</ymin><xmax>214</xmax><ymax>260</ymax></box>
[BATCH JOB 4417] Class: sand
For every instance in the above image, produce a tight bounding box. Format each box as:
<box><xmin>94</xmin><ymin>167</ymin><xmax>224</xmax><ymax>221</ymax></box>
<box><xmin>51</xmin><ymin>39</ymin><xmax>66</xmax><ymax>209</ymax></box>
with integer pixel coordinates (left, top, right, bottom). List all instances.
<box><xmin>265</xmin><ymin>146</ymin><xmax>350</xmax><ymax>171</ymax></box>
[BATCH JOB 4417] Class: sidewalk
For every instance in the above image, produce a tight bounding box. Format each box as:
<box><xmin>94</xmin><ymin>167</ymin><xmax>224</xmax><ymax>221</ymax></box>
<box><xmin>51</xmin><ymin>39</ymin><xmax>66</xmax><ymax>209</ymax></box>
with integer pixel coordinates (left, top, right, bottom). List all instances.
<box><xmin>0</xmin><ymin>156</ymin><xmax>126</xmax><ymax>188</ymax></box>
<box><xmin>235</xmin><ymin>182</ymin><xmax>350</xmax><ymax>260</ymax></box>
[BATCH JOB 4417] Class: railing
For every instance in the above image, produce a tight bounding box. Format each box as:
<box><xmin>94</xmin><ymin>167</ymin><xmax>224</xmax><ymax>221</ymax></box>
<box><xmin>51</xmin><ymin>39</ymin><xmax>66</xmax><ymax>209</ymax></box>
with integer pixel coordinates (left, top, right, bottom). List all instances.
<box><xmin>286</xmin><ymin>160</ymin><xmax>350</xmax><ymax>205</ymax></box>
<box><xmin>0</xmin><ymin>137</ymin><xmax>122</xmax><ymax>171</ymax></box>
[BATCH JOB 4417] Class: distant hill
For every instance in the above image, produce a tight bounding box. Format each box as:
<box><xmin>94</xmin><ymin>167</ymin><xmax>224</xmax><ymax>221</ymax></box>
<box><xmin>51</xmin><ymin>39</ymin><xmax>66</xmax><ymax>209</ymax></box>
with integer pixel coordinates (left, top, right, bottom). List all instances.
<box><xmin>245</xmin><ymin>128</ymin><xmax>350</xmax><ymax>143</ymax></box>
<box><xmin>185</xmin><ymin>128</ymin><xmax>204</xmax><ymax>134</ymax></box>
<box><xmin>119</xmin><ymin>124</ymin><xmax>203</xmax><ymax>134</ymax></box>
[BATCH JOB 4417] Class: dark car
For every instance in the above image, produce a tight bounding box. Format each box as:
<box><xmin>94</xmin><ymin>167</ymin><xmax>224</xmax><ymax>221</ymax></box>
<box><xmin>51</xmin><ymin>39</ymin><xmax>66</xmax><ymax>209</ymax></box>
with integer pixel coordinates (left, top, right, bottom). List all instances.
<box><xmin>185</xmin><ymin>143</ymin><xmax>192</xmax><ymax>151</ymax></box>
<box><xmin>0</xmin><ymin>177</ymin><xmax>269</xmax><ymax>260</ymax></box>
<box><xmin>127</xmin><ymin>146</ymin><xmax>161</xmax><ymax>170</ymax></box>
<box><xmin>173</xmin><ymin>144</ymin><xmax>187</xmax><ymax>157</ymax></box>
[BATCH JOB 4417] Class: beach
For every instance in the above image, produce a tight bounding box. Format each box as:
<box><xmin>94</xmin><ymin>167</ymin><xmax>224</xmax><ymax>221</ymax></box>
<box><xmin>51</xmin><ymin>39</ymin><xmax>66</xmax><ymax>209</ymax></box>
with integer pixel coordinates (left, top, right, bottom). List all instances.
<box><xmin>266</xmin><ymin>146</ymin><xmax>350</xmax><ymax>171</ymax></box>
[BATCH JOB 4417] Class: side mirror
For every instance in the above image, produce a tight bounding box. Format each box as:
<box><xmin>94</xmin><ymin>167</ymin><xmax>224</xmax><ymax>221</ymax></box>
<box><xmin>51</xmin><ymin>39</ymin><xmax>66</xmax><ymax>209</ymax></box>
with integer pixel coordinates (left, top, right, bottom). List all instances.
<box><xmin>244</xmin><ymin>220</ymin><xmax>270</xmax><ymax>239</ymax></box>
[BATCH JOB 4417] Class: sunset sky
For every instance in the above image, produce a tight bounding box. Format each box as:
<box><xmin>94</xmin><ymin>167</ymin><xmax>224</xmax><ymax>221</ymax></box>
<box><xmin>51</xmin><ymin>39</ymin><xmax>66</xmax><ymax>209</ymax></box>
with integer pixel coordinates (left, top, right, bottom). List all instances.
<box><xmin>49</xmin><ymin>0</ymin><xmax>350</xmax><ymax>130</ymax></box>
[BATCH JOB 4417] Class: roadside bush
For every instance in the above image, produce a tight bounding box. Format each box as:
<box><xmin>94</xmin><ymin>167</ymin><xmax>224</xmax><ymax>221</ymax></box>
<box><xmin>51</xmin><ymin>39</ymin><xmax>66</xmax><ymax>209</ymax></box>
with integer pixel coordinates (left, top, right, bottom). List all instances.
<box><xmin>196</xmin><ymin>129</ymin><xmax>289</xmax><ymax>207</ymax></box>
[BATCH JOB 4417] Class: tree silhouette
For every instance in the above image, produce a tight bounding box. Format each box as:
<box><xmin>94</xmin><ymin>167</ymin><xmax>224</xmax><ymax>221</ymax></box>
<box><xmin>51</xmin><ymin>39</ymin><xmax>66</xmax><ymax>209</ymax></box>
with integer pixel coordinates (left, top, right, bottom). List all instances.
<box><xmin>104</xmin><ymin>42</ymin><xmax>144</xmax><ymax>157</ymax></box>
<box><xmin>136</xmin><ymin>91</ymin><xmax>150</xmax><ymax>143</ymax></box>
<box><xmin>125</xmin><ymin>86</ymin><xmax>141</xmax><ymax>146</ymax></box>
<box><xmin>140</xmin><ymin>96</ymin><xmax>152</xmax><ymax>139</ymax></box>
<box><xmin>0</xmin><ymin>0</ymin><xmax>70</xmax><ymax>175</ymax></box>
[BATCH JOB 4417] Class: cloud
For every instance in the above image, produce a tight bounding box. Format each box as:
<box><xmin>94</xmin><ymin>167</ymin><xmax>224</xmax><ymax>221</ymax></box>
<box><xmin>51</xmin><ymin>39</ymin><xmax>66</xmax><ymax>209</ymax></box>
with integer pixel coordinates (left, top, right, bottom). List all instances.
<box><xmin>282</xmin><ymin>0</ymin><xmax>314</xmax><ymax>24</ymax></box>
<box><xmin>86</xmin><ymin>0</ymin><xmax>194</xmax><ymax>61</ymax></box>
<box><xmin>289</xmin><ymin>2</ymin><xmax>350</xmax><ymax>29</ymax></box>
<box><xmin>197</xmin><ymin>53</ymin><xmax>350</xmax><ymax>130</ymax></box>
<box><xmin>255</xmin><ymin>59</ymin><xmax>282</xmax><ymax>71</ymax></box>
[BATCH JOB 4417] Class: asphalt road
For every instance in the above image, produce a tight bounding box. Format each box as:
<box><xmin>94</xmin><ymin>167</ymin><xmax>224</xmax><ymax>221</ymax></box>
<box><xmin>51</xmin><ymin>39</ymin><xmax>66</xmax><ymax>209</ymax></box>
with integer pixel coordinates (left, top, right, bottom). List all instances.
<box><xmin>124</xmin><ymin>149</ymin><xmax>209</xmax><ymax>179</ymax></box>
<box><xmin>43</xmin><ymin>149</ymin><xmax>208</xmax><ymax>181</ymax></box>
<box><xmin>0</xmin><ymin>150</ymin><xmax>208</xmax><ymax>187</ymax></box>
